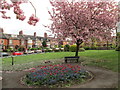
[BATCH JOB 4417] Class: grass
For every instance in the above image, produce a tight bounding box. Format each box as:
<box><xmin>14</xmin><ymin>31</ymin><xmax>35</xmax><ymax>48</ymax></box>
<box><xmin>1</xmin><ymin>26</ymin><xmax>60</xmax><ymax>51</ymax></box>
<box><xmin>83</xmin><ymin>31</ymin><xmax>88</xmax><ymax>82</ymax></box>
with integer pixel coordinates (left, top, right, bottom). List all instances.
<box><xmin>1</xmin><ymin>50</ymin><xmax>119</xmax><ymax>72</ymax></box>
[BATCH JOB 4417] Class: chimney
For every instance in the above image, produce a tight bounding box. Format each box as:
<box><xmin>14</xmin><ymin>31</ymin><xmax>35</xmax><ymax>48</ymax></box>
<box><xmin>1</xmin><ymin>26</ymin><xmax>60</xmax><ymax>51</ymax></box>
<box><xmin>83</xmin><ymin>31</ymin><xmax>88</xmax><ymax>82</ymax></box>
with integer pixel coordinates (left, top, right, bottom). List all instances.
<box><xmin>19</xmin><ymin>30</ymin><xmax>23</xmax><ymax>35</ymax></box>
<box><xmin>0</xmin><ymin>28</ymin><xmax>4</xmax><ymax>33</ymax></box>
<box><xmin>44</xmin><ymin>32</ymin><xmax>47</xmax><ymax>38</ymax></box>
<box><xmin>34</xmin><ymin>32</ymin><xmax>36</xmax><ymax>37</ymax></box>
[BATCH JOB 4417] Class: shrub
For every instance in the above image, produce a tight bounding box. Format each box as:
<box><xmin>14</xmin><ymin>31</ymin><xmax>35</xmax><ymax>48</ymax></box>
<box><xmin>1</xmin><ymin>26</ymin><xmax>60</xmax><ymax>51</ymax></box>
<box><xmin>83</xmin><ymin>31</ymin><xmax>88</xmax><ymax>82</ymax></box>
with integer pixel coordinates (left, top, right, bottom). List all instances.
<box><xmin>54</xmin><ymin>48</ymin><xmax>60</xmax><ymax>52</ymax></box>
<box><xmin>79</xmin><ymin>48</ymin><xmax>85</xmax><ymax>52</ymax></box>
<box><xmin>25</xmin><ymin>64</ymin><xmax>88</xmax><ymax>87</ymax></box>
<box><xmin>6</xmin><ymin>49</ymin><xmax>11</xmax><ymax>52</ymax></box>
<box><xmin>112</xmin><ymin>45</ymin><xmax>116</xmax><ymax>49</ymax></box>
<box><xmin>47</xmin><ymin>49</ymin><xmax>53</xmax><ymax>52</ymax></box>
<box><xmin>60</xmin><ymin>48</ymin><xmax>64</xmax><ymax>51</ymax></box>
<box><xmin>13</xmin><ymin>49</ymin><xmax>18</xmax><ymax>52</ymax></box>
<box><xmin>70</xmin><ymin>45</ymin><xmax>85</xmax><ymax>52</ymax></box>
<box><xmin>2</xmin><ymin>49</ymin><xmax>7</xmax><ymax>52</ymax></box>
<box><xmin>5</xmin><ymin>48</ymin><xmax>13</xmax><ymax>52</ymax></box>
<box><xmin>84</xmin><ymin>46</ymin><xmax>90</xmax><ymax>50</ymax></box>
<box><xmin>115</xmin><ymin>46</ymin><xmax>120</xmax><ymax>51</ymax></box>
<box><xmin>64</xmin><ymin>44</ymin><xmax>70</xmax><ymax>51</ymax></box>
<box><xmin>30</xmin><ymin>48</ymin><xmax>37</xmax><ymax>50</ymax></box>
<box><xmin>38</xmin><ymin>48</ymin><xmax>42</xmax><ymax>50</ymax></box>
<box><xmin>43</xmin><ymin>48</ymin><xmax>53</xmax><ymax>52</ymax></box>
<box><xmin>70</xmin><ymin>45</ymin><xmax>76</xmax><ymax>52</ymax></box>
<box><xmin>42</xmin><ymin>41</ymin><xmax>47</xmax><ymax>47</ymax></box>
<box><xmin>18</xmin><ymin>46</ymin><xmax>25</xmax><ymax>51</ymax></box>
<box><xmin>97</xmin><ymin>47</ymin><xmax>111</xmax><ymax>50</ymax></box>
<box><xmin>61</xmin><ymin>45</ymin><xmax>64</xmax><ymax>48</ymax></box>
<box><xmin>90</xmin><ymin>46</ymin><xmax>97</xmax><ymax>50</ymax></box>
<box><xmin>28</xmin><ymin>47</ymin><xmax>31</xmax><ymax>50</ymax></box>
<box><xmin>54</xmin><ymin>45</ymin><xmax>58</xmax><ymax>48</ymax></box>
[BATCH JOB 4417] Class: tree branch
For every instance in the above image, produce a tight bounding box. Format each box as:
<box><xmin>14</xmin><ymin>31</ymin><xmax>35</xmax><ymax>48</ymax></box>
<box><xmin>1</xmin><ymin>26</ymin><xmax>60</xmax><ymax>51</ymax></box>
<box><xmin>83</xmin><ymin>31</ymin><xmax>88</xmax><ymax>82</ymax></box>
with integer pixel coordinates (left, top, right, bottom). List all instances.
<box><xmin>28</xmin><ymin>0</ymin><xmax>36</xmax><ymax>16</ymax></box>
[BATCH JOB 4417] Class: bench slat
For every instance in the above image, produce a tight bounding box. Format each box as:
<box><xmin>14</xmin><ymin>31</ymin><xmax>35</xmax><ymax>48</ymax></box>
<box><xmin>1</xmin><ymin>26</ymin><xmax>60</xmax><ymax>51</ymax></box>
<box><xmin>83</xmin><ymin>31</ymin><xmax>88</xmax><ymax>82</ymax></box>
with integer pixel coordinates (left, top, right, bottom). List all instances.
<box><xmin>64</xmin><ymin>56</ymin><xmax>80</xmax><ymax>63</ymax></box>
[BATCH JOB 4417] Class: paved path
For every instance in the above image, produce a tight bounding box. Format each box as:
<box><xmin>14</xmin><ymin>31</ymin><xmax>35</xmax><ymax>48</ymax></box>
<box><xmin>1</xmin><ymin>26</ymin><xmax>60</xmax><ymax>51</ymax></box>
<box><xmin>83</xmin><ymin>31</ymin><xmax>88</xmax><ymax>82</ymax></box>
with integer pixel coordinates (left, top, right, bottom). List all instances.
<box><xmin>1</xmin><ymin>66</ymin><xmax>119</xmax><ymax>88</ymax></box>
<box><xmin>70</xmin><ymin>66</ymin><xmax>118</xmax><ymax>88</ymax></box>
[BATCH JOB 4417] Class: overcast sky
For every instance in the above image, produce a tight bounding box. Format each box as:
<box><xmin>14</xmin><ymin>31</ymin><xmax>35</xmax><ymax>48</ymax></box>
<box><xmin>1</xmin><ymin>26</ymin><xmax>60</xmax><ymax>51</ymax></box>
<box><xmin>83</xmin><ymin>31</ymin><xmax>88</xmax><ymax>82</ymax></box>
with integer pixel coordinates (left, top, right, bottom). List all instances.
<box><xmin>0</xmin><ymin>0</ymin><xmax>52</xmax><ymax>37</ymax></box>
<box><xmin>0</xmin><ymin>0</ymin><xmax>119</xmax><ymax>37</ymax></box>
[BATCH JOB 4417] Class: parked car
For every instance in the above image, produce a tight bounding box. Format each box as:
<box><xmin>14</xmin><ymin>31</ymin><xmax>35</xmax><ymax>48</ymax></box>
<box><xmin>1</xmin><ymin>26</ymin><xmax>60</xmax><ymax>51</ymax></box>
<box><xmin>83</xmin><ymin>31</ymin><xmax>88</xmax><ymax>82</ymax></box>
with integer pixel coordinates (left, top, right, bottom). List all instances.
<box><xmin>34</xmin><ymin>50</ymin><xmax>42</xmax><ymax>53</ymax></box>
<box><xmin>0</xmin><ymin>52</ymin><xmax>9</xmax><ymax>57</ymax></box>
<box><xmin>24</xmin><ymin>50</ymin><xmax>34</xmax><ymax>54</ymax></box>
<box><xmin>12</xmin><ymin>52</ymin><xmax>23</xmax><ymax>55</ymax></box>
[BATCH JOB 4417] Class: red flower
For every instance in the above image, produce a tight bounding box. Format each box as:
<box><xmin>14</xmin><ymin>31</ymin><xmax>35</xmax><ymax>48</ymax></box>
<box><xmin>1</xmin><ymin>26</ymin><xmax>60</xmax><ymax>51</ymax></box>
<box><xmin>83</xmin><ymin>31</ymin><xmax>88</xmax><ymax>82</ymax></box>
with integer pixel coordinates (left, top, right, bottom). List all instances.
<box><xmin>72</xmin><ymin>69</ymin><xmax>75</xmax><ymax>71</ymax></box>
<box><xmin>34</xmin><ymin>75</ymin><xmax>36</xmax><ymax>77</ymax></box>
<box><xmin>74</xmin><ymin>71</ymin><xmax>78</xmax><ymax>73</ymax></box>
<box><xmin>50</xmin><ymin>73</ymin><xmax>52</xmax><ymax>75</ymax></box>
<box><xmin>31</xmin><ymin>71</ymin><xmax>34</xmax><ymax>72</ymax></box>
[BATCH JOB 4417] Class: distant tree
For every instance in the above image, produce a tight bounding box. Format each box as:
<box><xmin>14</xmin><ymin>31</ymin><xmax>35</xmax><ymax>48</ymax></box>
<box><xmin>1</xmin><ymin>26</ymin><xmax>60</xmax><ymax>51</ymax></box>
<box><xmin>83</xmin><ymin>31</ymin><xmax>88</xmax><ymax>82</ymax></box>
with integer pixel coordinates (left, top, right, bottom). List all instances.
<box><xmin>42</xmin><ymin>41</ymin><xmax>47</xmax><ymax>47</ymax></box>
<box><xmin>15</xmin><ymin>45</ymin><xmax>19</xmax><ymax>49</ymax></box>
<box><xmin>47</xmin><ymin>0</ymin><xmax>118</xmax><ymax>56</ymax></box>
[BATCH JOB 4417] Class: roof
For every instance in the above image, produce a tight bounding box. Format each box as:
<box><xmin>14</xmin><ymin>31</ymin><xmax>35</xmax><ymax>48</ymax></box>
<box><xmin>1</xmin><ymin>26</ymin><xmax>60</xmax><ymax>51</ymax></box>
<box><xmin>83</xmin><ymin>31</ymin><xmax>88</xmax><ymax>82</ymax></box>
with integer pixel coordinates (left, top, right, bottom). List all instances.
<box><xmin>0</xmin><ymin>33</ymin><xmax>10</xmax><ymax>39</ymax></box>
<box><xmin>0</xmin><ymin>33</ymin><xmax>47</xmax><ymax>41</ymax></box>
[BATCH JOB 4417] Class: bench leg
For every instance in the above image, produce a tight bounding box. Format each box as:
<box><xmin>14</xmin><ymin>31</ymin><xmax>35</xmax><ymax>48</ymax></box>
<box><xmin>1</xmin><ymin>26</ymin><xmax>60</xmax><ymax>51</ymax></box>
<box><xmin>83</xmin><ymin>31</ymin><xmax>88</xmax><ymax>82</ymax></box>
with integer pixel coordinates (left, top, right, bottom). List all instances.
<box><xmin>76</xmin><ymin>59</ymin><xmax>78</xmax><ymax>63</ymax></box>
<box><xmin>65</xmin><ymin>59</ymin><xmax>67</xmax><ymax>63</ymax></box>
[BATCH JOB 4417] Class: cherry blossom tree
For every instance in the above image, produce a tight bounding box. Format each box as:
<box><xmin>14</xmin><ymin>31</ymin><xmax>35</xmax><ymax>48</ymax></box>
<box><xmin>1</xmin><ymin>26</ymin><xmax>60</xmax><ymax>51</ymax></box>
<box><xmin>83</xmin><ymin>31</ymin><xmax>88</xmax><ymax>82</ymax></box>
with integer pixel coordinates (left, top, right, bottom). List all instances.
<box><xmin>0</xmin><ymin>0</ymin><xmax>39</xmax><ymax>26</ymax></box>
<box><xmin>48</xmin><ymin>0</ymin><xmax>118</xmax><ymax>56</ymax></box>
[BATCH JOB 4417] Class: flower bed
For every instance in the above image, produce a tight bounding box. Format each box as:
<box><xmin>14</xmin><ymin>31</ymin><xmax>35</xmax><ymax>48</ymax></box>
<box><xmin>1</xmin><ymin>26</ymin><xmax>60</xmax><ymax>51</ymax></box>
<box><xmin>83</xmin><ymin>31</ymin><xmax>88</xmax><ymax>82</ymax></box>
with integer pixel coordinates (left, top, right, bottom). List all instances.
<box><xmin>25</xmin><ymin>64</ymin><xmax>91</xmax><ymax>88</ymax></box>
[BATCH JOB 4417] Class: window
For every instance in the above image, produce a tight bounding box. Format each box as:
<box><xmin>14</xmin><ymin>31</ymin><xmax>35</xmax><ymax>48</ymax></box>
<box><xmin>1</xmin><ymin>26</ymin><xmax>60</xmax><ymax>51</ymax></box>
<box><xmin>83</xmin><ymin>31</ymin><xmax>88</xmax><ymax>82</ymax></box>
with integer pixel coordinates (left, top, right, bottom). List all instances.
<box><xmin>9</xmin><ymin>40</ymin><xmax>12</xmax><ymax>44</ymax></box>
<box><xmin>22</xmin><ymin>41</ymin><xmax>24</xmax><ymax>45</ymax></box>
<box><xmin>1</xmin><ymin>40</ymin><xmax>4</xmax><ymax>44</ymax></box>
<box><xmin>11</xmin><ymin>34</ymin><xmax>17</xmax><ymax>38</ymax></box>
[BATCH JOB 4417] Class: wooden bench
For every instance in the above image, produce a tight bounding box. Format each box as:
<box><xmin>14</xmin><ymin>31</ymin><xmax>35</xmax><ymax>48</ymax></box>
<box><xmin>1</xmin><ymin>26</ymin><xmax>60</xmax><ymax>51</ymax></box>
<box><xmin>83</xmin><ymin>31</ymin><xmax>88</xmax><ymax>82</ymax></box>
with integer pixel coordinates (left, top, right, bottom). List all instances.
<box><xmin>64</xmin><ymin>56</ymin><xmax>80</xmax><ymax>63</ymax></box>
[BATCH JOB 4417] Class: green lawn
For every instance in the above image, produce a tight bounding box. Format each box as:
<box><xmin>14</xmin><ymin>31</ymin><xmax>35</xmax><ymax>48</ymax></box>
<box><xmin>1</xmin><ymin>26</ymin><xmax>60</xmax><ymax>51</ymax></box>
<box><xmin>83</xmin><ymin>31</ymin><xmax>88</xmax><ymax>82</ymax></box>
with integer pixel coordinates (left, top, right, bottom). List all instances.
<box><xmin>1</xmin><ymin>50</ymin><xmax>119</xmax><ymax>72</ymax></box>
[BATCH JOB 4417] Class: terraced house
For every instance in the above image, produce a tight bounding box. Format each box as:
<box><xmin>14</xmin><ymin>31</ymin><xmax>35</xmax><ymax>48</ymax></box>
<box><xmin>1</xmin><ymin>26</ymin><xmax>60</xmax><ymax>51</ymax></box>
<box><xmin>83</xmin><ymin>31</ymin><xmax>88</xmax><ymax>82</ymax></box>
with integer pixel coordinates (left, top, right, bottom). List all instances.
<box><xmin>0</xmin><ymin>28</ymin><xmax>58</xmax><ymax>50</ymax></box>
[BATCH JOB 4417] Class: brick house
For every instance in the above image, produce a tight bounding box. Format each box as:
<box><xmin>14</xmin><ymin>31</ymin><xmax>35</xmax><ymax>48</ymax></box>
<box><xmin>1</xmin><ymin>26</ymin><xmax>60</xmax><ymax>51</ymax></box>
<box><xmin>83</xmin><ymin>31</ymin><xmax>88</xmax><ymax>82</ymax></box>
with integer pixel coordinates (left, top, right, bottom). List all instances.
<box><xmin>17</xmin><ymin>30</ymin><xmax>44</xmax><ymax>49</ymax></box>
<box><xmin>0</xmin><ymin>29</ymin><xmax>44</xmax><ymax>50</ymax></box>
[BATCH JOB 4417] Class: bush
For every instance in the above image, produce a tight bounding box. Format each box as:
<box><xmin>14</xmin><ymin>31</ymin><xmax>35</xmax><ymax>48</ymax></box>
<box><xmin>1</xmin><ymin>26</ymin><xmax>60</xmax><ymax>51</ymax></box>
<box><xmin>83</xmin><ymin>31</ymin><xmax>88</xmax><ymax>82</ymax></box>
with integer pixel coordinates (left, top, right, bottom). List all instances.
<box><xmin>25</xmin><ymin>64</ymin><xmax>88</xmax><ymax>87</ymax></box>
<box><xmin>30</xmin><ymin>48</ymin><xmax>37</xmax><ymax>50</ymax></box>
<box><xmin>97</xmin><ymin>47</ymin><xmax>111</xmax><ymax>50</ymax></box>
<box><xmin>115</xmin><ymin>46</ymin><xmax>120</xmax><ymax>51</ymax></box>
<box><xmin>5</xmin><ymin>48</ymin><xmax>13</xmax><ymax>52</ymax></box>
<box><xmin>79</xmin><ymin>48</ymin><xmax>85</xmax><ymax>52</ymax></box>
<box><xmin>53</xmin><ymin>48</ymin><xmax>60</xmax><ymax>52</ymax></box>
<box><xmin>70</xmin><ymin>45</ymin><xmax>85</xmax><ymax>52</ymax></box>
<box><xmin>90</xmin><ymin>46</ymin><xmax>97</xmax><ymax>50</ymax></box>
<box><xmin>43</xmin><ymin>48</ymin><xmax>53</xmax><ymax>52</ymax></box>
<box><xmin>2</xmin><ymin>49</ymin><xmax>7</xmax><ymax>52</ymax></box>
<box><xmin>60</xmin><ymin>48</ymin><xmax>64</xmax><ymax>51</ymax></box>
<box><xmin>70</xmin><ymin>45</ymin><xmax>76</xmax><ymax>52</ymax></box>
<box><xmin>112</xmin><ymin>45</ymin><xmax>116</xmax><ymax>49</ymax></box>
<box><xmin>47</xmin><ymin>49</ymin><xmax>53</xmax><ymax>52</ymax></box>
<box><xmin>42</xmin><ymin>41</ymin><xmax>47</xmax><ymax>47</ymax></box>
<box><xmin>6</xmin><ymin>49</ymin><xmax>11</xmax><ymax>52</ymax></box>
<box><xmin>13</xmin><ymin>49</ymin><xmax>18</xmax><ymax>52</ymax></box>
<box><xmin>64</xmin><ymin>44</ymin><xmax>70</xmax><ymax>51</ymax></box>
<box><xmin>18</xmin><ymin>46</ymin><xmax>25</xmax><ymax>51</ymax></box>
<box><xmin>61</xmin><ymin>45</ymin><xmax>64</xmax><ymax>48</ymax></box>
<box><xmin>84</xmin><ymin>46</ymin><xmax>90</xmax><ymax>50</ymax></box>
<box><xmin>38</xmin><ymin>48</ymin><xmax>42</xmax><ymax>50</ymax></box>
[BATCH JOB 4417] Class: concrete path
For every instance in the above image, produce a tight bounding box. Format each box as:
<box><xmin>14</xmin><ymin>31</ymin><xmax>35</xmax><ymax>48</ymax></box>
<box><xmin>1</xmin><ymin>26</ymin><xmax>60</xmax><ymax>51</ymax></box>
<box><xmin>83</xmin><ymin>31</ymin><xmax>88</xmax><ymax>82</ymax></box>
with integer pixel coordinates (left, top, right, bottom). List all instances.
<box><xmin>1</xmin><ymin>66</ymin><xmax>118</xmax><ymax>88</ymax></box>
<box><xmin>70</xmin><ymin>66</ymin><xmax>118</xmax><ymax>88</ymax></box>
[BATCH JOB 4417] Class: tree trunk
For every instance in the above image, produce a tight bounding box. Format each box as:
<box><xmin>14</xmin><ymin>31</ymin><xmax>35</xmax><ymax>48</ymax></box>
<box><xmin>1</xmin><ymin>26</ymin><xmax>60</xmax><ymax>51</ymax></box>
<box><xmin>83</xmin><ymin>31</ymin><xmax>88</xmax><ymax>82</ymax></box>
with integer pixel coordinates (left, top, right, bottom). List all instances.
<box><xmin>75</xmin><ymin>39</ymin><xmax>83</xmax><ymax>56</ymax></box>
<box><xmin>107</xmin><ymin>41</ymin><xmax>109</xmax><ymax>50</ymax></box>
<box><xmin>75</xmin><ymin>43</ymin><xmax>80</xmax><ymax>56</ymax></box>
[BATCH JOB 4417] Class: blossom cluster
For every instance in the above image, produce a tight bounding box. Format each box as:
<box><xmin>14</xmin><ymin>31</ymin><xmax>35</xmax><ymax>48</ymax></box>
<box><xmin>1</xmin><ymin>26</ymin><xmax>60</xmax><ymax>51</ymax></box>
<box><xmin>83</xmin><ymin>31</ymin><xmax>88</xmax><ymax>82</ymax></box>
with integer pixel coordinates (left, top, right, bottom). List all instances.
<box><xmin>0</xmin><ymin>0</ymin><xmax>39</xmax><ymax>26</ymax></box>
<box><xmin>13</xmin><ymin>2</ymin><xmax>26</xmax><ymax>21</ymax></box>
<box><xmin>26</xmin><ymin>64</ymin><xmax>88</xmax><ymax>86</ymax></box>
<box><xmin>28</xmin><ymin>14</ymin><xmax>39</xmax><ymax>26</ymax></box>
